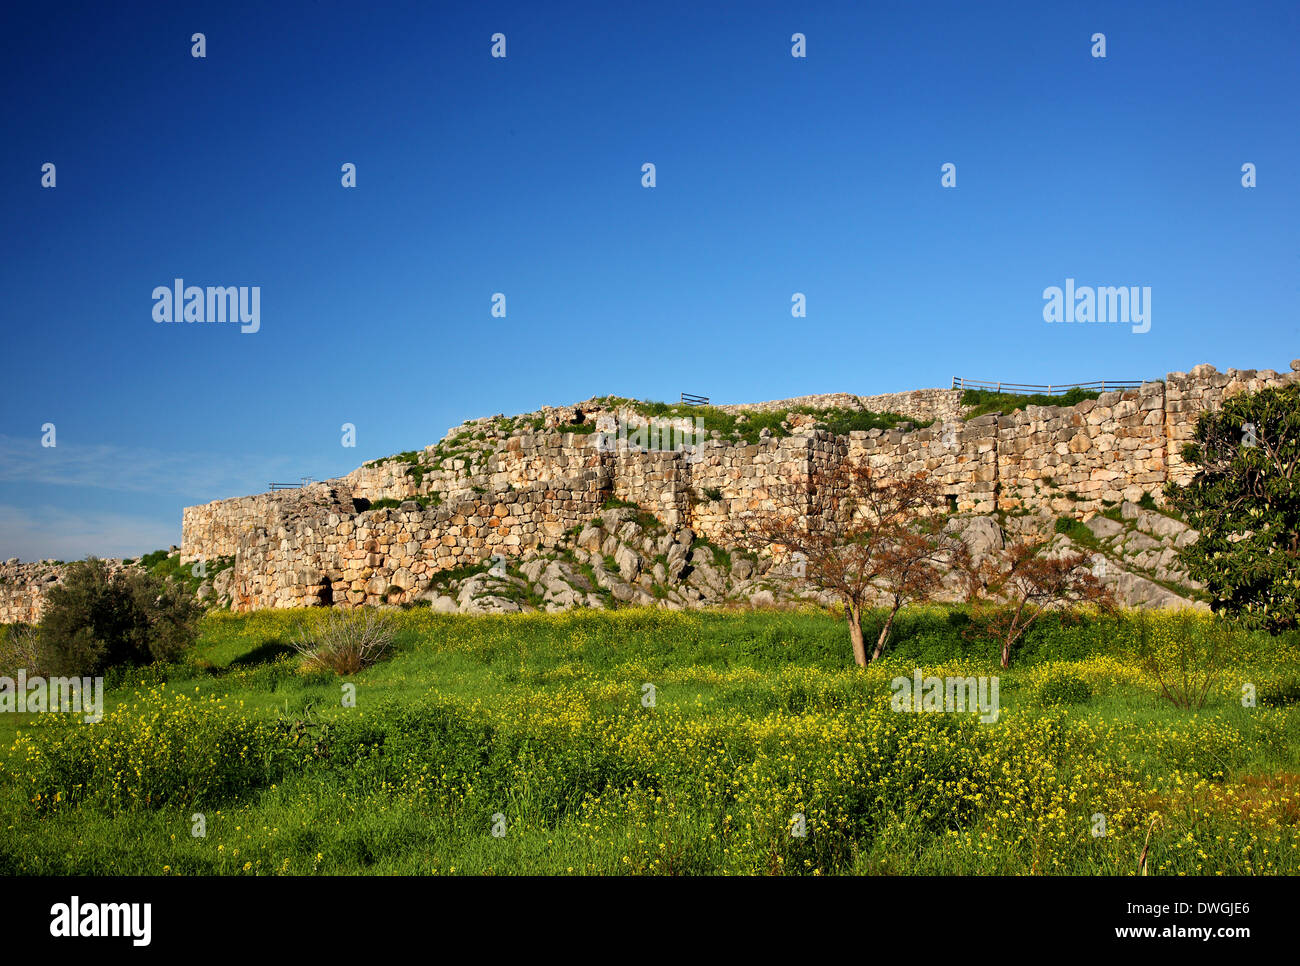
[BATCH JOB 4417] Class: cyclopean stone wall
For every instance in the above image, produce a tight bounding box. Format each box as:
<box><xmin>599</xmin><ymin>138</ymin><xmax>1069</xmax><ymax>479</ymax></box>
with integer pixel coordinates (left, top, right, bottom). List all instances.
<box><xmin>994</xmin><ymin>380</ymin><xmax>1168</xmax><ymax>514</ymax></box>
<box><xmin>180</xmin><ymin>486</ymin><xmax>358</xmax><ymax>562</ymax></box>
<box><xmin>0</xmin><ymin>560</ymin><xmax>63</xmax><ymax>624</ymax></box>
<box><xmin>722</xmin><ymin>387</ymin><xmax>966</xmax><ymax>425</ymax></box>
<box><xmin>0</xmin><ymin>558</ymin><xmax>137</xmax><ymax>625</ymax></box>
<box><xmin>224</xmin><ymin>471</ymin><xmax>608</xmax><ymax>610</ymax></box>
<box><xmin>157</xmin><ymin>358</ymin><xmax>1300</xmax><ymax>612</ymax></box>
<box><xmin>5</xmin><ymin>360</ymin><xmax>1283</xmax><ymax>619</ymax></box>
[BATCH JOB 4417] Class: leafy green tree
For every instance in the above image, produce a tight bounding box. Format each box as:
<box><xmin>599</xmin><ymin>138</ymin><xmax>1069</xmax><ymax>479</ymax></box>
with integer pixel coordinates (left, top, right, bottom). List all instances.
<box><xmin>39</xmin><ymin>558</ymin><xmax>202</xmax><ymax>675</ymax></box>
<box><xmin>1164</xmin><ymin>382</ymin><xmax>1300</xmax><ymax>631</ymax></box>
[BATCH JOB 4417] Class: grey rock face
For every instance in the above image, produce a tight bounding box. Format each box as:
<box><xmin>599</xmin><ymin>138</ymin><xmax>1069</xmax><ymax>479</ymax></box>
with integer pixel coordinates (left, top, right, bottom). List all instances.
<box><xmin>1086</xmin><ymin>516</ymin><xmax>1125</xmax><ymax>540</ymax></box>
<box><xmin>959</xmin><ymin>516</ymin><xmax>1004</xmax><ymax>556</ymax></box>
<box><xmin>615</xmin><ymin>544</ymin><xmax>642</xmax><ymax>583</ymax></box>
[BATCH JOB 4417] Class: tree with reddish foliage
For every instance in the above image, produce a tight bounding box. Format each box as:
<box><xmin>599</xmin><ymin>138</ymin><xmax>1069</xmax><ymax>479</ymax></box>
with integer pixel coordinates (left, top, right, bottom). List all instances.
<box><xmin>870</xmin><ymin>516</ymin><xmax>957</xmax><ymax>661</ymax></box>
<box><xmin>959</xmin><ymin>537</ymin><xmax>1113</xmax><ymax>668</ymax></box>
<box><xmin>733</xmin><ymin>460</ymin><xmax>947</xmax><ymax>667</ymax></box>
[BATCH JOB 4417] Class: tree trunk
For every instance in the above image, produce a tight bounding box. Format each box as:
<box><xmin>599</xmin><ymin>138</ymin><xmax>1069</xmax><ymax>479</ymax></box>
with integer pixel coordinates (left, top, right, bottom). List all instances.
<box><xmin>847</xmin><ymin>605</ymin><xmax>868</xmax><ymax>667</ymax></box>
<box><xmin>871</xmin><ymin>604</ymin><xmax>900</xmax><ymax>663</ymax></box>
<box><xmin>1002</xmin><ymin>601</ymin><xmax>1026</xmax><ymax>668</ymax></box>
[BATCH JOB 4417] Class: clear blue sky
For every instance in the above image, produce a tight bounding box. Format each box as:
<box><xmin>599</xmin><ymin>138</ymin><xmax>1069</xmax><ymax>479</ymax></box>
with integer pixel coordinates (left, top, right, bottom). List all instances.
<box><xmin>1</xmin><ymin>0</ymin><xmax>1297</xmax><ymax>560</ymax></box>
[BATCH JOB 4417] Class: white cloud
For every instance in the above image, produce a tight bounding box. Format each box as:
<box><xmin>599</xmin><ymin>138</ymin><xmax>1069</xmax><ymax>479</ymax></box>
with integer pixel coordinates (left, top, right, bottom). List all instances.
<box><xmin>0</xmin><ymin>435</ymin><xmax>294</xmax><ymax>499</ymax></box>
<box><xmin>0</xmin><ymin>504</ymin><xmax>179</xmax><ymax>562</ymax></box>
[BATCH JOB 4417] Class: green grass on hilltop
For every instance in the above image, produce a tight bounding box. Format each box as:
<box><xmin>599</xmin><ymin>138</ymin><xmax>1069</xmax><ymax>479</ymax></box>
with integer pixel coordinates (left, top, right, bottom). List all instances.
<box><xmin>138</xmin><ymin>550</ymin><xmax>234</xmax><ymax>596</ymax></box>
<box><xmin>575</xmin><ymin>397</ymin><xmax>930</xmax><ymax>445</ymax></box>
<box><xmin>960</xmin><ymin>386</ymin><xmax>1103</xmax><ymax>421</ymax></box>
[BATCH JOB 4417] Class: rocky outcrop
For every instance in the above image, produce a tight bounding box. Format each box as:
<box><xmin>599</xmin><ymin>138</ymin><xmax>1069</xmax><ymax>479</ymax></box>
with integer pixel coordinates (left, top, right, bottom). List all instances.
<box><xmin>359</xmin><ymin>508</ymin><xmax>1209</xmax><ymax>615</ymax></box>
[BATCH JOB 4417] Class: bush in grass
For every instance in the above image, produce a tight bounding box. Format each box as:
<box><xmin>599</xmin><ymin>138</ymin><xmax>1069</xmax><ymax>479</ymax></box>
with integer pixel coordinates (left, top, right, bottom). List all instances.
<box><xmin>290</xmin><ymin>608</ymin><xmax>395</xmax><ymax>674</ymax></box>
<box><xmin>1034</xmin><ymin>670</ymin><xmax>1093</xmax><ymax>706</ymax></box>
<box><xmin>38</xmin><ymin>558</ymin><xmax>202</xmax><ymax>676</ymax></box>
<box><xmin>1256</xmin><ymin>674</ymin><xmax>1300</xmax><ymax>706</ymax></box>
<box><xmin>1133</xmin><ymin>610</ymin><xmax>1235</xmax><ymax>710</ymax></box>
<box><xmin>7</xmin><ymin>687</ymin><xmax>307</xmax><ymax>811</ymax></box>
<box><xmin>0</xmin><ymin>623</ymin><xmax>45</xmax><ymax>677</ymax></box>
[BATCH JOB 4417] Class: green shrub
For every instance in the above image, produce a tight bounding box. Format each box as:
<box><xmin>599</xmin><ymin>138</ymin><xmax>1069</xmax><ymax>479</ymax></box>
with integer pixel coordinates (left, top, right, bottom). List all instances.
<box><xmin>38</xmin><ymin>559</ymin><xmax>202</xmax><ymax>676</ymax></box>
<box><xmin>960</xmin><ymin>387</ymin><xmax>1101</xmax><ymax>421</ymax></box>
<box><xmin>1164</xmin><ymin>382</ymin><xmax>1300</xmax><ymax>631</ymax></box>
<box><xmin>601</xmin><ymin>497</ymin><xmax>640</xmax><ymax>511</ymax></box>
<box><xmin>138</xmin><ymin>549</ymin><xmax>233</xmax><ymax>596</ymax></box>
<box><xmin>1054</xmin><ymin>516</ymin><xmax>1100</xmax><ymax>549</ymax></box>
<box><xmin>364</xmin><ymin>495</ymin><xmax>440</xmax><ymax>512</ymax></box>
<box><xmin>1035</xmin><ymin>670</ymin><xmax>1093</xmax><ymax>706</ymax></box>
<box><xmin>1256</xmin><ymin>674</ymin><xmax>1300</xmax><ymax>707</ymax></box>
<box><xmin>1133</xmin><ymin>611</ymin><xmax>1235</xmax><ymax>710</ymax></box>
<box><xmin>797</xmin><ymin>407</ymin><xmax>930</xmax><ymax>436</ymax></box>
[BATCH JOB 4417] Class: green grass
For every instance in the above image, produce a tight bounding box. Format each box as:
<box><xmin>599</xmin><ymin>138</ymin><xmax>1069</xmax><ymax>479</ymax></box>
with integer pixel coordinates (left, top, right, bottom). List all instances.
<box><xmin>1</xmin><ymin>607</ymin><xmax>1297</xmax><ymax>875</ymax></box>
<box><xmin>1054</xmin><ymin>516</ymin><xmax>1101</xmax><ymax>551</ymax></box>
<box><xmin>363</xmin><ymin>495</ymin><xmax>441</xmax><ymax>512</ymax></box>
<box><xmin>961</xmin><ymin>386</ymin><xmax>1103</xmax><ymax>421</ymax></box>
<box><xmin>793</xmin><ymin>406</ymin><xmax>931</xmax><ymax>436</ymax></box>
<box><xmin>138</xmin><ymin>550</ymin><xmax>234</xmax><ymax>596</ymax></box>
<box><xmin>581</xmin><ymin>397</ymin><xmax>929</xmax><ymax>445</ymax></box>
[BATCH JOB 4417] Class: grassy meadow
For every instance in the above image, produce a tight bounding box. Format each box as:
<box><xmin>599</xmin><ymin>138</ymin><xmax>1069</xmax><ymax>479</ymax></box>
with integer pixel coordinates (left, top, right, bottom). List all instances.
<box><xmin>1</xmin><ymin>606</ymin><xmax>1298</xmax><ymax>875</ymax></box>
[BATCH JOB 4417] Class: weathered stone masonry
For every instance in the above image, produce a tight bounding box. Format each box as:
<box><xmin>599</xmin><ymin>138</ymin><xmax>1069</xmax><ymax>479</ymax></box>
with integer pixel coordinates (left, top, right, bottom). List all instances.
<box><xmin>77</xmin><ymin>361</ymin><xmax>1300</xmax><ymax>613</ymax></box>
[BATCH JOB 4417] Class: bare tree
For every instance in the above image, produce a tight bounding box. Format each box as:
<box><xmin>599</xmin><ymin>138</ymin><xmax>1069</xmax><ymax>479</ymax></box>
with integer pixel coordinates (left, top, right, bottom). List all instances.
<box><xmin>960</xmin><ymin>537</ymin><xmax>1112</xmax><ymax>668</ymax></box>
<box><xmin>733</xmin><ymin>459</ymin><xmax>943</xmax><ymax>667</ymax></box>
<box><xmin>870</xmin><ymin>517</ymin><xmax>958</xmax><ymax>662</ymax></box>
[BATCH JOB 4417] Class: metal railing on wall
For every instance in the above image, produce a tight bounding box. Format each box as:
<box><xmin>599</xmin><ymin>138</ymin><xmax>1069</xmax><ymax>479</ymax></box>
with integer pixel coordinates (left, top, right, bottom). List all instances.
<box><xmin>268</xmin><ymin>477</ymin><xmax>316</xmax><ymax>491</ymax></box>
<box><xmin>951</xmin><ymin>377</ymin><xmax>1145</xmax><ymax>396</ymax></box>
<box><xmin>680</xmin><ymin>392</ymin><xmax>710</xmax><ymax>406</ymax></box>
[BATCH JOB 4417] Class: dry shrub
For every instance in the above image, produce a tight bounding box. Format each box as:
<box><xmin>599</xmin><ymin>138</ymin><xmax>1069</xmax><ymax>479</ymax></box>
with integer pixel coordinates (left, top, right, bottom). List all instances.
<box><xmin>290</xmin><ymin>608</ymin><xmax>396</xmax><ymax>675</ymax></box>
<box><xmin>0</xmin><ymin>623</ymin><xmax>44</xmax><ymax>677</ymax></box>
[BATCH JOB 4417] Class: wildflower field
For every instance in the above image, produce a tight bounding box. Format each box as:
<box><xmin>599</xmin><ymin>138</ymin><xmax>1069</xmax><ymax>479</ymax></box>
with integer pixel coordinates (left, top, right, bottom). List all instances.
<box><xmin>1</xmin><ymin>606</ymin><xmax>1298</xmax><ymax>875</ymax></box>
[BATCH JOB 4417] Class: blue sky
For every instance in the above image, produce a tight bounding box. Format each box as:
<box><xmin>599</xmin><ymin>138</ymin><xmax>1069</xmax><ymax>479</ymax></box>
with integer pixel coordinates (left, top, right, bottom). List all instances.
<box><xmin>1</xmin><ymin>0</ymin><xmax>1297</xmax><ymax>560</ymax></box>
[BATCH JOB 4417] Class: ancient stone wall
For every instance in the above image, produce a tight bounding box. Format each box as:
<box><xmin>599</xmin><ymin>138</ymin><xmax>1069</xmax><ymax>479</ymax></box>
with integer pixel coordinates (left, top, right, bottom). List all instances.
<box><xmin>226</xmin><ymin>471</ymin><xmax>607</xmax><ymax>610</ymax></box>
<box><xmin>180</xmin><ymin>485</ymin><xmax>356</xmax><ymax>563</ymax></box>
<box><xmin>0</xmin><ymin>560</ymin><xmax>60</xmax><ymax>624</ymax></box>
<box><xmin>0</xmin><ymin>558</ymin><xmax>136</xmax><ymax>625</ymax></box>
<box><xmin>1164</xmin><ymin>364</ymin><xmax>1292</xmax><ymax>488</ymax></box>
<box><xmin>7</xmin><ymin>358</ymin><xmax>1287</xmax><ymax>619</ymax></box>
<box><xmin>722</xmin><ymin>387</ymin><xmax>965</xmax><ymax>424</ymax></box>
<box><xmin>848</xmin><ymin>414</ymin><xmax>1000</xmax><ymax>514</ymax></box>
<box><xmin>995</xmin><ymin>381</ymin><xmax>1168</xmax><ymax>515</ymax></box>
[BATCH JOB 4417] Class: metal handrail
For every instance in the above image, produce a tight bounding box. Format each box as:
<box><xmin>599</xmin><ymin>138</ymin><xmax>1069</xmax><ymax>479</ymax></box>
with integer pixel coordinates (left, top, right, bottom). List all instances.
<box><xmin>951</xmin><ymin>377</ymin><xmax>1145</xmax><ymax>395</ymax></box>
<box><xmin>269</xmin><ymin>476</ymin><xmax>316</xmax><ymax>491</ymax></box>
<box><xmin>680</xmin><ymin>392</ymin><xmax>710</xmax><ymax>406</ymax></box>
